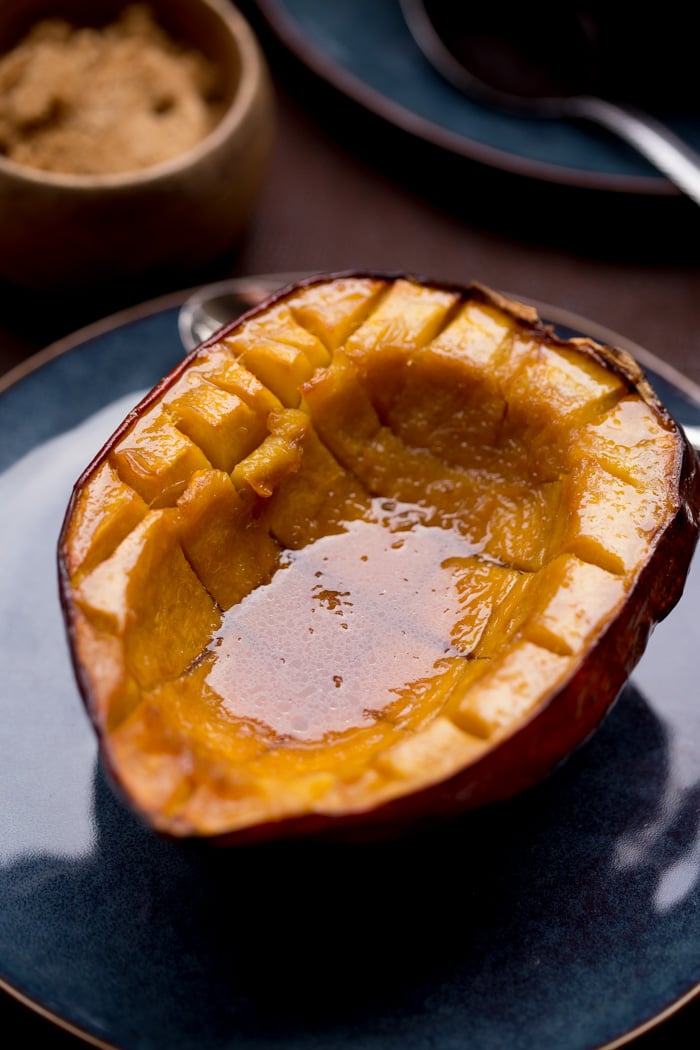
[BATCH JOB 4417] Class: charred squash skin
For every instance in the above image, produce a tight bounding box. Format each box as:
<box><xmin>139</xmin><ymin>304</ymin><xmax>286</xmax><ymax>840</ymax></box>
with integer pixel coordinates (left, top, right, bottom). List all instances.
<box><xmin>57</xmin><ymin>272</ymin><xmax>700</xmax><ymax>844</ymax></box>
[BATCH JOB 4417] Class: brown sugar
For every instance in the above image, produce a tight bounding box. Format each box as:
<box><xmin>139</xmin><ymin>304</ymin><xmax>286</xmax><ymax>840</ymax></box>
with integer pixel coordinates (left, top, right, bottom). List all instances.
<box><xmin>0</xmin><ymin>4</ymin><xmax>225</xmax><ymax>175</ymax></box>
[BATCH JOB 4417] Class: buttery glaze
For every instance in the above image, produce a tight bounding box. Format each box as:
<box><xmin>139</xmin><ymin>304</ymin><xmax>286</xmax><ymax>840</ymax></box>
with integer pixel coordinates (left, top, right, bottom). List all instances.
<box><xmin>207</xmin><ymin>498</ymin><xmax>484</xmax><ymax>742</ymax></box>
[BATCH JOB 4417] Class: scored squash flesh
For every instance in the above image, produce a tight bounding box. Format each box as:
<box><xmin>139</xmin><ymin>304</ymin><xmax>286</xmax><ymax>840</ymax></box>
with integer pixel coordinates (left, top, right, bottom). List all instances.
<box><xmin>58</xmin><ymin>273</ymin><xmax>700</xmax><ymax>843</ymax></box>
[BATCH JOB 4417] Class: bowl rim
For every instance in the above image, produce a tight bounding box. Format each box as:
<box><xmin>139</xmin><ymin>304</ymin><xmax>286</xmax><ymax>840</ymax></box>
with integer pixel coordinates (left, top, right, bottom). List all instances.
<box><xmin>0</xmin><ymin>0</ymin><xmax>270</xmax><ymax>189</ymax></box>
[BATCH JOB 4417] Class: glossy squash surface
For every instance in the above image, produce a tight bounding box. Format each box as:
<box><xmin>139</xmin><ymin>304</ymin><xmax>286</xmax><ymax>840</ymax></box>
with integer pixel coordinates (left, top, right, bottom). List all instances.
<box><xmin>58</xmin><ymin>273</ymin><xmax>700</xmax><ymax>842</ymax></box>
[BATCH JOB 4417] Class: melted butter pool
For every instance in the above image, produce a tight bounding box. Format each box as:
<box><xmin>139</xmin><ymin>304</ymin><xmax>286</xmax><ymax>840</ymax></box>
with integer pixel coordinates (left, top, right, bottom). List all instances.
<box><xmin>206</xmin><ymin>500</ymin><xmax>482</xmax><ymax>742</ymax></box>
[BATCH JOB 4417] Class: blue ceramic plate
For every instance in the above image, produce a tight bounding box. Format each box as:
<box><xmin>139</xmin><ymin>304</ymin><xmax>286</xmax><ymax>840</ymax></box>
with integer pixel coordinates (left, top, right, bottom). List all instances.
<box><xmin>1</xmin><ymin>278</ymin><xmax>699</xmax><ymax>1050</ymax></box>
<box><xmin>252</xmin><ymin>0</ymin><xmax>700</xmax><ymax>194</ymax></box>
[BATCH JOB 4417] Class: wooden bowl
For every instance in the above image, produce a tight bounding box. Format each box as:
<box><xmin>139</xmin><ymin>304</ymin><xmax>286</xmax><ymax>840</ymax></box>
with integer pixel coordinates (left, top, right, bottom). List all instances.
<box><xmin>0</xmin><ymin>0</ymin><xmax>274</xmax><ymax>290</ymax></box>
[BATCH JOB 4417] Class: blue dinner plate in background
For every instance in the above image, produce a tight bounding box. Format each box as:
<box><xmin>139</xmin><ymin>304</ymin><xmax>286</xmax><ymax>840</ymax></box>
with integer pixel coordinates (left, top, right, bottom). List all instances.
<box><xmin>252</xmin><ymin>0</ymin><xmax>700</xmax><ymax>195</ymax></box>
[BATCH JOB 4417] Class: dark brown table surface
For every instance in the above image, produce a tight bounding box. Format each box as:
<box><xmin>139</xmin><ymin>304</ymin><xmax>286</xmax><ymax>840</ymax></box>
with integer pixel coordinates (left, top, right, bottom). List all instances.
<box><xmin>1</xmin><ymin>4</ymin><xmax>698</xmax><ymax>1046</ymax></box>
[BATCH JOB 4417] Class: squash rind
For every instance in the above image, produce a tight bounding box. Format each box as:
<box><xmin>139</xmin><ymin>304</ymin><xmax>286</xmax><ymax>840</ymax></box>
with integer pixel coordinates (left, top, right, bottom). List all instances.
<box><xmin>57</xmin><ymin>271</ymin><xmax>700</xmax><ymax>844</ymax></box>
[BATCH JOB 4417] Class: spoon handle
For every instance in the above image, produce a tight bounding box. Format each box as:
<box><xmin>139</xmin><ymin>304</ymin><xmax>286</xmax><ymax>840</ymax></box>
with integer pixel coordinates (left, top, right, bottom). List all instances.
<box><xmin>571</xmin><ymin>96</ymin><xmax>700</xmax><ymax>207</ymax></box>
<box><xmin>682</xmin><ymin>423</ymin><xmax>700</xmax><ymax>452</ymax></box>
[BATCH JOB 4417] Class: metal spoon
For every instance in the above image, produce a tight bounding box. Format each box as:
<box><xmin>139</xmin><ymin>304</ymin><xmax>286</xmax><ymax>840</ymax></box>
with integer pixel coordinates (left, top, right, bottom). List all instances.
<box><xmin>399</xmin><ymin>0</ymin><xmax>700</xmax><ymax>206</ymax></box>
<box><xmin>178</xmin><ymin>272</ymin><xmax>306</xmax><ymax>352</ymax></box>
<box><xmin>684</xmin><ymin>424</ymin><xmax>700</xmax><ymax>450</ymax></box>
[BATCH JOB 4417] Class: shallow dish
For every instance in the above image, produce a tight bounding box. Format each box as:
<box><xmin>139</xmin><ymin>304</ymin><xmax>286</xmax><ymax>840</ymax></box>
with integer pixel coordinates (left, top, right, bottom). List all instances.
<box><xmin>252</xmin><ymin>0</ymin><xmax>700</xmax><ymax>195</ymax></box>
<box><xmin>0</xmin><ymin>277</ymin><xmax>699</xmax><ymax>1048</ymax></box>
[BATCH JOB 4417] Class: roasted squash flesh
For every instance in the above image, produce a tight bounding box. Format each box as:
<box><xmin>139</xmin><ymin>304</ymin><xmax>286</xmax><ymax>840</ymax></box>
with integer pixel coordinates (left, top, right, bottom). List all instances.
<box><xmin>58</xmin><ymin>274</ymin><xmax>700</xmax><ymax>842</ymax></box>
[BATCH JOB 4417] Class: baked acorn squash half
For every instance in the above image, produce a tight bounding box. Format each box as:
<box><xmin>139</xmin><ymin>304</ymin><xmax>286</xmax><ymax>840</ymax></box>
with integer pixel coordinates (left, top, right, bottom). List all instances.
<box><xmin>58</xmin><ymin>272</ymin><xmax>700</xmax><ymax>844</ymax></box>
